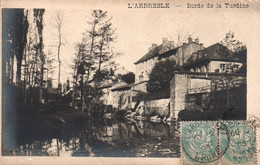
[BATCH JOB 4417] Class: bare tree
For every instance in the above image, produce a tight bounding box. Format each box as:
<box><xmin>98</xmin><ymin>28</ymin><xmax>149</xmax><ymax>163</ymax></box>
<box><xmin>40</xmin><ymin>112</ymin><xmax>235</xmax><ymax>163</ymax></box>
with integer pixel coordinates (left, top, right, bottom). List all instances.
<box><xmin>55</xmin><ymin>11</ymin><xmax>64</xmax><ymax>87</ymax></box>
<box><xmin>168</xmin><ymin>30</ymin><xmax>194</xmax><ymax>47</ymax></box>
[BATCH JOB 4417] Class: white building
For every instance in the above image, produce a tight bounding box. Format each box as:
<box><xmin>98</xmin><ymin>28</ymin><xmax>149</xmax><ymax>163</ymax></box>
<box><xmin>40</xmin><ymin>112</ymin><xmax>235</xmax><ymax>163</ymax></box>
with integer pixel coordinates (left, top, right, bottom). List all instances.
<box><xmin>134</xmin><ymin>36</ymin><xmax>203</xmax><ymax>92</ymax></box>
<box><xmin>184</xmin><ymin>43</ymin><xmax>243</xmax><ymax>73</ymax></box>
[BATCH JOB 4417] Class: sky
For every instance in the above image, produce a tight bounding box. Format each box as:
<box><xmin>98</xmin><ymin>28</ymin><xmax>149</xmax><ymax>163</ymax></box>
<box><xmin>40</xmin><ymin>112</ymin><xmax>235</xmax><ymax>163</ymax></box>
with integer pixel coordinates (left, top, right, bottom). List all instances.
<box><xmin>42</xmin><ymin>5</ymin><xmax>255</xmax><ymax>86</ymax></box>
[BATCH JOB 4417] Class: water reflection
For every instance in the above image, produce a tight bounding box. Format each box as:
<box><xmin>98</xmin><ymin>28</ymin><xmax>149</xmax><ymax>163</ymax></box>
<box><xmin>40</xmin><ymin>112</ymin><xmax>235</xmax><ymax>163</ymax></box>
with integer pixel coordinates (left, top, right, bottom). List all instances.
<box><xmin>5</xmin><ymin>118</ymin><xmax>180</xmax><ymax>157</ymax></box>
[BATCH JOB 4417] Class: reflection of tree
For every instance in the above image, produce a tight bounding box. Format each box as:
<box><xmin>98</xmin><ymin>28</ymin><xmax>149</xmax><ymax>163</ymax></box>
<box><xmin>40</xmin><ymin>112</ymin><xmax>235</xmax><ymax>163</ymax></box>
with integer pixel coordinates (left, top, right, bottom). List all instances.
<box><xmin>12</xmin><ymin>118</ymin><xmax>178</xmax><ymax>157</ymax></box>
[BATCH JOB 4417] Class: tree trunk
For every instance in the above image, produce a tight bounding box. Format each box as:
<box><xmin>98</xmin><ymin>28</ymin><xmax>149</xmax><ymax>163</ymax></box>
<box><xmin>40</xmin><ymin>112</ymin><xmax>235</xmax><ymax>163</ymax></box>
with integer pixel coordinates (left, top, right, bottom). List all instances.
<box><xmin>82</xmin><ymin>22</ymin><xmax>97</xmax><ymax>113</ymax></box>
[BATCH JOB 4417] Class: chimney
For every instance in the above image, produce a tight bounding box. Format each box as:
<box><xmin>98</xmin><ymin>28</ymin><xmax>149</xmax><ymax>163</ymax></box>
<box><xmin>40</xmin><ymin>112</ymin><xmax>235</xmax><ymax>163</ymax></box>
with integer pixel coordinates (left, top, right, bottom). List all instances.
<box><xmin>152</xmin><ymin>44</ymin><xmax>157</xmax><ymax>49</ymax></box>
<box><xmin>195</xmin><ymin>37</ymin><xmax>199</xmax><ymax>44</ymax></box>
<box><xmin>188</xmin><ymin>35</ymin><xmax>192</xmax><ymax>43</ymax></box>
<box><xmin>162</xmin><ymin>37</ymin><xmax>168</xmax><ymax>45</ymax></box>
<box><xmin>169</xmin><ymin>41</ymin><xmax>175</xmax><ymax>49</ymax></box>
<box><xmin>200</xmin><ymin>43</ymin><xmax>204</xmax><ymax>50</ymax></box>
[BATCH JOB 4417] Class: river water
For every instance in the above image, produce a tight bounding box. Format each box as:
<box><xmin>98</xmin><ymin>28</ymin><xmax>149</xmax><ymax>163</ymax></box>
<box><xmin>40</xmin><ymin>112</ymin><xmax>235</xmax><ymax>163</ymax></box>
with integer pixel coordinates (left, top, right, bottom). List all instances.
<box><xmin>3</xmin><ymin>116</ymin><xmax>180</xmax><ymax>157</ymax></box>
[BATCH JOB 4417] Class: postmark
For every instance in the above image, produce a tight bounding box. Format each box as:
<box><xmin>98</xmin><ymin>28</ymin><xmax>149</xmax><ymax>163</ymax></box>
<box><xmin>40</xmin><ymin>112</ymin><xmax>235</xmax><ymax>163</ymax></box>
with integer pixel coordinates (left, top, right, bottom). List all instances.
<box><xmin>181</xmin><ymin>121</ymin><xmax>229</xmax><ymax>164</ymax></box>
<box><xmin>181</xmin><ymin>121</ymin><xmax>256</xmax><ymax>165</ymax></box>
<box><xmin>220</xmin><ymin>121</ymin><xmax>257</xmax><ymax>164</ymax></box>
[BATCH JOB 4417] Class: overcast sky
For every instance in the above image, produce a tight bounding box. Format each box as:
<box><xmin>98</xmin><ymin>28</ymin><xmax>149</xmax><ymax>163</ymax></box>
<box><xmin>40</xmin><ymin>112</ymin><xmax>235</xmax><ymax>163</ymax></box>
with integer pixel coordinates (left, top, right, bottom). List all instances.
<box><xmin>42</xmin><ymin>6</ymin><xmax>255</xmax><ymax>85</ymax></box>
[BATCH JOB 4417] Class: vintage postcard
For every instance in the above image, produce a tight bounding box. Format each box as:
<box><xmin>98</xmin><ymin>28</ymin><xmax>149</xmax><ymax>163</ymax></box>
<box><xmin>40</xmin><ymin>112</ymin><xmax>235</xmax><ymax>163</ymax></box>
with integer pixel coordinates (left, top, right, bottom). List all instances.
<box><xmin>1</xmin><ymin>0</ymin><xmax>260</xmax><ymax>164</ymax></box>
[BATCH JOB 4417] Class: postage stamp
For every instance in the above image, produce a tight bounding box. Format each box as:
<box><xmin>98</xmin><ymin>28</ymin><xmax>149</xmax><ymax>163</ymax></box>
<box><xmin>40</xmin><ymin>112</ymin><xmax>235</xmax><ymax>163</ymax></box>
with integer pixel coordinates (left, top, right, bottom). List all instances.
<box><xmin>220</xmin><ymin>121</ymin><xmax>257</xmax><ymax>165</ymax></box>
<box><xmin>181</xmin><ymin>121</ymin><xmax>257</xmax><ymax>165</ymax></box>
<box><xmin>181</xmin><ymin>121</ymin><xmax>219</xmax><ymax>164</ymax></box>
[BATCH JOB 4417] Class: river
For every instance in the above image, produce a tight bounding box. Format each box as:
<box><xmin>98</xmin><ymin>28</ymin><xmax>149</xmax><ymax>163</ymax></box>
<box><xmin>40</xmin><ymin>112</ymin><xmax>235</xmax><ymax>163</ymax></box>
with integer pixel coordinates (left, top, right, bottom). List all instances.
<box><xmin>3</xmin><ymin>114</ymin><xmax>180</xmax><ymax>157</ymax></box>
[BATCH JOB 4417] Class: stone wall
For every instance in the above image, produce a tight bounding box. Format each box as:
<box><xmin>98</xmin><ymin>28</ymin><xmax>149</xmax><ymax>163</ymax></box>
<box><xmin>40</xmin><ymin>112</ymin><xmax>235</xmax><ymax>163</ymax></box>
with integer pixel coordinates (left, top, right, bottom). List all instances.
<box><xmin>170</xmin><ymin>72</ymin><xmax>246</xmax><ymax>120</ymax></box>
<box><xmin>132</xmin><ymin>81</ymin><xmax>147</xmax><ymax>92</ymax></box>
<box><xmin>170</xmin><ymin>74</ymin><xmax>188</xmax><ymax>119</ymax></box>
<box><xmin>136</xmin><ymin>98</ymin><xmax>170</xmax><ymax>117</ymax></box>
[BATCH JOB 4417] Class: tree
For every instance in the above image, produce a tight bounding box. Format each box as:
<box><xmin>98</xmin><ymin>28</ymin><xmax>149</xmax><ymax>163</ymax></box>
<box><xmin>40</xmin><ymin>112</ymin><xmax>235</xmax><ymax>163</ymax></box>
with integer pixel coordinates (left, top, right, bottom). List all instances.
<box><xmin>168</xmin><ymin>30</ymin><xmax>193</xmax><ymax>47</ymax></box>
<box><xmin>220</xmin><ymin>31</ymin><xmax>247</xmax><ymax>73</ymax></box>
<box><xmin>45</xmin><ymin>50</ymin><xmax>55</xmax><ymax>87</ymax></box>
<box><xmin>94</xmin><ymin>13</ymin><xmax>116</xmax><ymax>71</ymax></box>
<box><xmin>121</xmin><ymin>72</ymin><xmax>135</xmax><ymax>84</ymax></box>
<box><xmin>147</xmin><ymin>59</ymin><xmax>179</xmax><ymax>93</ymax></box>
<box><xmin>2</xmin><ymin>9</ymin><xmax>29</xmax><ymax>85</ymax></box>
<box><xmin>72</xmin><ymin>10</ymin><xmax>119</xmax><ymax>113</ymax></box>
<box><xmin>33</xmin><ymin>9</ymin><xmax>45</xmax><ymax>87</ymax></box>
<box><xmin>55</xmin><ymin>11</ymin><xmax>65</xmax><ymax>86</ymax></box>
<box><xmin>220</xmin><ymin>31</ymin><xmax>245</xmax><ymax>53</ymax></box>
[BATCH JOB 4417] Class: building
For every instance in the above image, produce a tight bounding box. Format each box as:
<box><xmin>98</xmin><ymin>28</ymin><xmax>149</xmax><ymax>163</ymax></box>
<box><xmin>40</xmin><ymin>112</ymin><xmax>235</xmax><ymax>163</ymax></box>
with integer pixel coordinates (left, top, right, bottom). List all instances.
<box><xmin>134</xmin><ymin>36</ymin><xmax>203</xmax><ymax>92</ymax></box>
<box><xmin>134</xmin><ymin>38</ymin><xmax>174</xmax><ymax>83</ymax></box>
<box><xmin>170</xmin><ymin>44</ymin><xmax>246</xmax><ymax>120</ymax></box>
<box><xmin>100</xmin><ymin>81</ymin><xmax>131</xmax><ymax>109</ymax></box>
<box><xmin>184</xmin><ymin>43</ymin><xmax>243</xmax><ymax>73</ymax></box>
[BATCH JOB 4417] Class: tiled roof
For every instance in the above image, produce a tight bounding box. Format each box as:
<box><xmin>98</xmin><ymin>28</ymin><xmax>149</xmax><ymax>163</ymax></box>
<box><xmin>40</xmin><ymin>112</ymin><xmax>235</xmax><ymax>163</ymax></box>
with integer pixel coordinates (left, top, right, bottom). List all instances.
<box><xmin>134</xmin><ymin>44</ymin><xmax>164</xmax><ymax>64</ymax></box>
<box><xmin>158</xmin><ymin>46</ymin><xmax>179</xmax><ymax>60</ymax></box>
<box><xmin>184</xmin><ymin>43</ymin><xmax>241</xmax><ymax>68</ymax></box>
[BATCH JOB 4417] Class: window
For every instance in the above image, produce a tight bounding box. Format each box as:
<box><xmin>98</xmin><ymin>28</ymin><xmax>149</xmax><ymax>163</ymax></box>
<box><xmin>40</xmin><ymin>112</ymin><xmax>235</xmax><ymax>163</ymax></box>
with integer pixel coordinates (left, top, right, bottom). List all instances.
<box><xmin>233</xmin><ymin>64</ymin><xmax>239</xmax><ymax>69</ymax></box>
<box><xmin>220</xmin><ymin>64</ymin><xmax>226</xmax><ymax>69</ymax></box>
<box><xmin>128</xmin><ymin>96</ymin><xmax>130</xmax><ymax>104</ymax></box>
<box><xmin>139</xmin><ymin>72</ymin><xmax>144</xmax><ymax>81</ymax></box>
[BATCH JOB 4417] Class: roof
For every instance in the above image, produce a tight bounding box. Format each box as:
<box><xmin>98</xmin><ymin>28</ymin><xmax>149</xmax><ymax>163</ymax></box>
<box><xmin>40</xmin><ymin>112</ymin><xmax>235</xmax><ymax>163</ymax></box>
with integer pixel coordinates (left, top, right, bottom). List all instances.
<box><xmin>111</xmin><ymin>80</ymin><xmax>149</xmax><ymax>91</ymax></box>
<box><xmin>184</xmin><ymin>43</ymin><xmax>241</xmax><ymax>68</ymax></box>
<box><xmin>132</xmin><ymin>80</ymin><xmax>148</xmax><ymax>87</ymax></box>
<box><xmin>99</xmin><ymin>81</ymin><xmax>118</xmax><ymax>89</ymax></box>
<box><xmin>111</xmin><ymin>83</ymin><xmax>133</xmax><ymax>91</ymax></box>
<box><xmin>134</xmin><ymin>44</ymin><xmax>164</xmax><ymax>64</ymax></box>
<box><xmin>135</xmin><ymin>41</ymin><xmax>200</xmax><ymax>64</ymax></box>
<box><xmin>158</xmin><ymin>46</ymin><xmax>179</xmax><ymax>60</ymax></box>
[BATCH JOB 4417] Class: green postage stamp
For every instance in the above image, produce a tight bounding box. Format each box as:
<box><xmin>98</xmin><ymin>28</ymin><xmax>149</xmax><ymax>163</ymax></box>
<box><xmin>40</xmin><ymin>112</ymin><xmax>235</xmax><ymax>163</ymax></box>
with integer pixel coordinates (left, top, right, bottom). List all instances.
<box><xmin>181</xmin><ymin>121</ymin><xmax>257</xmax><ymax>165</ymax></box>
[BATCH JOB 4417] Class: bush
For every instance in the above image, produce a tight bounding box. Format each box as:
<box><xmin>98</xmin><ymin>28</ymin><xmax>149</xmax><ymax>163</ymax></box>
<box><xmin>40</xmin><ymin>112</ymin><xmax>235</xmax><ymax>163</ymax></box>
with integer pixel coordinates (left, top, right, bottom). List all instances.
<box><xmin>121</xmin><ymin>72</ymin><xmax>135</xmax><ymax>84</ymax></box>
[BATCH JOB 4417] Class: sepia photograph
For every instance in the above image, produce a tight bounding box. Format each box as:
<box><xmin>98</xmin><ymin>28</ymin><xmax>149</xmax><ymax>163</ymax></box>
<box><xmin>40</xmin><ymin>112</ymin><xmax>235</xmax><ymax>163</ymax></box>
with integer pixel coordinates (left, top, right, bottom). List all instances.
<box><xmin>1</xmin><ymin>0</ymin><xmax>260</xmax><ymax>164</ymax></box>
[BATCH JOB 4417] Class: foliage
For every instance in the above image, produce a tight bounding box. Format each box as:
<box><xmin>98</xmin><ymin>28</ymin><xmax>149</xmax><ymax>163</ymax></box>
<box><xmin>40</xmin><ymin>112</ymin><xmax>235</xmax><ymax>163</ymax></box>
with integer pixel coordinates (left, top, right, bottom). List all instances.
<box><xmin>3</xmin><ymin>9</ymin><xmax>28</xmax><ymax>83</ymax></box>
<box><xmin>92</xmin><ymin>69</ymin><xmax>110</xmax><ymax>82</ymax></box>
<box><xmin>121</xmin><ymin>72</ymin><xmax>135</xmax><ymax>84</ymax></box>
<box><xmin>72</xmin><ymin>10</ymin><xmax>119</xmax><ymax>112</ymax></box>
<box><xmin>220</xmin><ymin>31</ymin><xmax>247</xmax><ymax>74</ymax></box>
<box><xmin>147</xmin><ymin>59</ymin><xmax>178</xmax><ymax>93</ymax></box>
<box><xmin>220</xmin><ymin>31</ymin><xmax>247</xmax><ymax>63</ymax></box>
<box><xmin>221</xmin><ymin>31</ymin><xmax>244</xmax><ymax>52</ymax></box>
